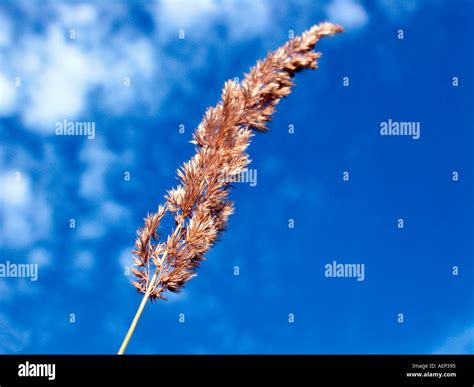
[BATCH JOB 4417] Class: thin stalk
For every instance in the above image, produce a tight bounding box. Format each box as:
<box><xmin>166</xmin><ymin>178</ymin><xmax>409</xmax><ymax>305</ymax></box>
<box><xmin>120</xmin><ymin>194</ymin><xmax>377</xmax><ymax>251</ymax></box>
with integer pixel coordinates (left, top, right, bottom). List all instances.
<box><xmin>118</xmin><ymin>253</ymin><xmax>166</xmax><ymax>355</ymax></box>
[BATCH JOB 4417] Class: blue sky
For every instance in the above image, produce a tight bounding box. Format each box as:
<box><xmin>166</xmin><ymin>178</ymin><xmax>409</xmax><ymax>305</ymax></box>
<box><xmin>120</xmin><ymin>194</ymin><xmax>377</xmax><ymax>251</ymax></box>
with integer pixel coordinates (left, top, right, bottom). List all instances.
<box><xmin>0</xmin><ymin>0</ymin><xmax>472</xmax><ymax>354</ymax></box>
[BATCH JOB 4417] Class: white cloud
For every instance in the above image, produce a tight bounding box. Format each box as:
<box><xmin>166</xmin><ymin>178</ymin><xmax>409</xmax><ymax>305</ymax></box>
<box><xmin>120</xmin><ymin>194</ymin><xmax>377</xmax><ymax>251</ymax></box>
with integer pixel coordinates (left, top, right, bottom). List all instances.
<box><xmin>74</xmin><ymin>251</ymin><xmax>94</xmax><ymax>270</ymax></box>
<box><xmin>101</xmin><ymin>200</ymin><xmax>130</xmax><ymax>223</ymax></box>
<box><xmin>0</xmin><ymin>313</ymin><xmax>31</xmax><ymax>353</ymax></box>
<box><xmin>0</xmin><ymin>172</ymin><xmax>52</xmax><ymax>248</ymax></box>
<box><xmin>0</xmin><ymin>172</ymin><xmax>30</xmax><ymax>206</ymax></box>
<box><xmin>76</xmin><ymin>138</ymin><xmax>132</xmax><ymax>241</ymax></box>
<box><xmin>434</xmin><ymin>325</ymin><xmax>474</xmax><ymax>354</ymax></box>
<box><xmin>79</xmin><ymin>139</ymin><xmax>117</xmax><ymax>200</ymax></box>
<box><xmin>78</xmin><ymin>200</ymin><xmax>130</xmax><ymax>240</ymax></box>
<box><xmin>19</xmin><ymin>26</ymin><xmax>103</xmax><ymax>130</ymax></box>
<box><xmin>0</xmin><ymin>0</ymin><xmax>277</xmax><ymax>132</ymax></box>
<box><xmin>118</xmin><ymin>247</ymin><xmax>132</xmax><ymax>270</ymax></box>
<box><xmin>326</xmin><ymin>0</ymin><xmax>369</xmax><ymax>30</ymax></box>
<box><xmin>0</xmin><ymin>73</ymin><xmax>17</xmax><ymax>115</ymax></box>
<box><xmin>377</xmin><ymin>0</ymin><xmax>420</xmax><ymax>22</ymax></box>
<box><xmin>0</xmin><ymin>10</ymin><xmax>12</xmax><ymax>47</ymax></box>
<box><xmin>155</xmin><ymin>0</ymin><xmax>270</xmax><ymax>39</ymax></box>
<box><xmin>99</xmin><ymin>37</ymin><xmax>161</xmax><ymax>116</ymax></box>
<box><xmin>167</xmin><ymin>290</ymin><xmax>188</xmax><ymax>303</ymax></box>
<box><xmin>0</xmin><ymin>280</ymin><xmax>12</xmax><ymax>302</ymax></box>
<box><xmin>55</xmin><ymin>3</ymin><xmax>97</xmax><ymax>26</ymax></box>
<box><xmin>0</xmin><ymin>3</ymin><xmax>160</xmax><ymax>131</ymax></box>
<box><xmin>67</xmin><ymin>250</ymin><xmax>97</xmax><ymax>288</ymax></box>
<box><xmin>224</xmin><ymin>0</ymin><xmax>270</xmax><ymax>40</ymax></box>
<box><xmin>28</xmin><ymin>247</ymin><xmax>53</xmax><ymax>268</ymax></box>
<box><xmin>15</xmin><ymin>278</ymin><xmax>42</xmax><ymax>297</ymax></box>
<box><xmin>158</xmin><ymin>0</ymin><xmax>220</xmax><ymax>33</ymax></box>
<box><xmin>77</xmin><ymin>220</ymin><xmax>105</xmax><ymax>240</ymax></box>
<box><xmin>0</xmin><ymin>276</ymin><xmax>43</xmax><ymax>304</ymax></box>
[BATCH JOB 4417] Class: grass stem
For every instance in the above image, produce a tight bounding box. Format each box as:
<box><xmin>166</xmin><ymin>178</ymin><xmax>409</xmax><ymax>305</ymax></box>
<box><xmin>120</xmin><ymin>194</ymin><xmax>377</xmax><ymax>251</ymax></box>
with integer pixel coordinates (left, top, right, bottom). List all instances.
<box><xmin>118</xmin><ymin>268</ymin><xmax>160</xmax><ymax>355</ymax></box>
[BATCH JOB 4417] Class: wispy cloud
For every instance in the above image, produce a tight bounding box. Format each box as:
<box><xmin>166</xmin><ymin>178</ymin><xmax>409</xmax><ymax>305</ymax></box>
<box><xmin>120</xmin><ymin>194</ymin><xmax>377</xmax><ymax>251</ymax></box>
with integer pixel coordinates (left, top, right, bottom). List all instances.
<box><xmin>28</xmin><ymin>247</ymin><xmax>53</xmax><ymax>268</ymax></box>
<box><xmin>376</xmin><ymin>0</ymin><xmax>420</xmax><ymax>22</ymax></box>
<box><xmin>326</xmin><ymin>0</ymin><xmax>369</xmax><ymax>30</ymax></box>
<box><xmin>79</xmin><ymin>138</ymin><xmax>118</xmax><ymax>200</ymax></box>
<box><xmin>0</xmin><ymin>3</ymin><xmax>159</xmax><ymax>130</ymax></box>
<box><xmin>0</xmin><ymin>73</ymin><xmax>17</xmax><ymax>115</ymax></box>
<box><xmin>0</xmin><ymin>9</ymin><xmax>12</xmax><ymax>47</ymax></box>
<box><xmin>78</xmin><ymin>200</ymin><xmax>131</xmax><ymax>241</ymax></box>
<box><xmin>434</xmin><ymin>325</ymin><xmax>474</xmax><ymax>354</ymax></box>
<box><xmin>0</xmin><ymin>172</ymin><xmax>52</xmax><ymax>248</ymax></box>
<box><xmin>155</xmin><ymin>0</ymin><xmax>271</xmax><ymax>40</ymax></box>
<box><xmin>0</xmin><ymin>313</ymin><xmax>31</xmax><ymax>353</ymax></box>
<box><xmin>0</xmin><ymin>0</ymin><xmax>277</xmax><ymax>132</ymax></box>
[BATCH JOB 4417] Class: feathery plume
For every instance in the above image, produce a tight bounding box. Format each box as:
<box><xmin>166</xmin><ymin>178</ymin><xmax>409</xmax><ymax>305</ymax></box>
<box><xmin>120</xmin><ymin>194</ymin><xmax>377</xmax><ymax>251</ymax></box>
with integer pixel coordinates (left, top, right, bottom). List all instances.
<box><xmin>119</xmin><ymin>22</ymin><xmax>343</xmax><ymax>354</ymax></box>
